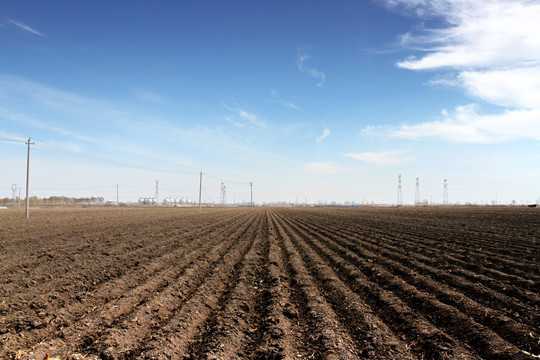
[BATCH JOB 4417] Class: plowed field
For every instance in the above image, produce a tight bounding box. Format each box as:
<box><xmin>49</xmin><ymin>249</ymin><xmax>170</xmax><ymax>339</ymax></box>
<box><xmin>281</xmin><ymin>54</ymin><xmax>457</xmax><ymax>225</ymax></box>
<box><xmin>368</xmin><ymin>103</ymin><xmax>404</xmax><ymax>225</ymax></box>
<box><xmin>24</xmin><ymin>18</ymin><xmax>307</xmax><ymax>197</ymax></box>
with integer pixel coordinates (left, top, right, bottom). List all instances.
<box><xmin>1</xmin><ymin>206</ymin><xmax>538</xmax><ymax>359</ymax></box>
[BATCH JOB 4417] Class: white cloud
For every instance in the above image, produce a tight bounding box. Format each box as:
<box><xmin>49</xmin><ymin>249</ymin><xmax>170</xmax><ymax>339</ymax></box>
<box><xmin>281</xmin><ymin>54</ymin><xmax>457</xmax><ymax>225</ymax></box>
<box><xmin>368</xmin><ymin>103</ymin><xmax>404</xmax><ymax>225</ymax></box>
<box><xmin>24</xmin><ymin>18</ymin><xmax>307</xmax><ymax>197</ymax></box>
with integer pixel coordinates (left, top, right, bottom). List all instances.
<box><xmin>297</xmin><ymin>47</ymin><xmax>326</xmax><ymax>87</ymax></box>
<box><xmin>345</xmin><ymin>150</ymin><xmax>412</xmax><ymax>166</ymax></box>
<box><xmin>458</xmin><ymin>67</ymin><xmax>540</xmax><ymax>109</ymax></box>
<box><xmin>375</xmin><ymin>0</ymin><xmax>540</xmax><ymax>143</ymax></box>
<box><xmin>387</xmin><ymin>1</ymin><xmax>540</xmax><ymax>69</ymax></box>
<box><xmin>315</xmin><ymin>128</ymin><xmax>330</xmax><ymax>143</ymax></box>
<box><xmin>6</xmin><ymin>18</ymin><xmax>43</xmax><ymax>36</ymax></box>
<box><xmin>389</xmin><ymin>0</ymin><xmax>540</xmax><ymax>103</ymax></box>
<box><xmin>386</xmin><ymin>104</ymin><xmax>540</xmax><ymax>143</ymax></box>
<box><xmin>305</xmin><ymin>161</ymin><xmax>344</xmax><ymax>175</ymax></box>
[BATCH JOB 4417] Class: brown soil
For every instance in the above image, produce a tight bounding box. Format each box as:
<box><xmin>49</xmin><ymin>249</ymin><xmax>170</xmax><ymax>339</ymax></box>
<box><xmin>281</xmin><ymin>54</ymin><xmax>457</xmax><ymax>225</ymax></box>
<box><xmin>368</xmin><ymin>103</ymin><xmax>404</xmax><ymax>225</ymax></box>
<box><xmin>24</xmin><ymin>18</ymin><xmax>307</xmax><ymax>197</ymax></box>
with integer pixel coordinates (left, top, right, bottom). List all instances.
<box><xmin>0</xmin><ymin>206</ymin><xmax>538</xmax><ymax>359</ymax></box>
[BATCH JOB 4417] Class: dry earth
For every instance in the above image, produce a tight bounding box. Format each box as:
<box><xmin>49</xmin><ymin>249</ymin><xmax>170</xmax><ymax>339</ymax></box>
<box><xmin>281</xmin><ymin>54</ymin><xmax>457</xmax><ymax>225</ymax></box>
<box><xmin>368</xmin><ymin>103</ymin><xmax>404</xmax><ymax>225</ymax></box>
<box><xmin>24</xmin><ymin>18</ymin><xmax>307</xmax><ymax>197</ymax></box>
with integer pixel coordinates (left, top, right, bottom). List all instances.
<box><xmin>0</xmin><ymin>206</ymin><xmax>538</xmax><ymax>359</ymax></box>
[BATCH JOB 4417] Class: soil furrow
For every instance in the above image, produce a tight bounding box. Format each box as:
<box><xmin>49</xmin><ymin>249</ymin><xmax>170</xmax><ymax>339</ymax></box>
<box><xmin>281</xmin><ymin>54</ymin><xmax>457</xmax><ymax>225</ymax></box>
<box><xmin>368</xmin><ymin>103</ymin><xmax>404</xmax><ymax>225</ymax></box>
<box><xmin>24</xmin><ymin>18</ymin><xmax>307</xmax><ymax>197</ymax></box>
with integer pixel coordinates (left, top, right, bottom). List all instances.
<box><xmin>290</xmin><ymin>209</ymin><xmax>539</xmax><ymax>308</ymax></box>
<box><xmin>317</xmin><ymin>209</ymin><xmax>539</xmax><ymax>281</ymax></box>
<box><xmin>1</xmin><ymin>206</ymin><xmax>537</xmax><ymax>360</ymax></box>
<box><xmin>271</xmin><ymin>210</ymin><xmax>367</xmax><ymax>360</ymax></box>
<box><xmin>252</xmin><ymin>210</ymin><xmax>310</xmax><ymax>360</ymax></box>
<box><xmin>137</xmin><ymin>210</ymin><xmax>263</xmax><ymax>359</ymax></box>
<box><xmin>188</xmin><ymin>209</ymin><xmax>268</xmax><ymax>359</ymax></box>
<box><xmin>94</xmin><ymin>210</ymin><xmax>262</xmax><ymax>359</ymax></box>
<box><xmin>293</xmin><ymin>209</ymin><xmax>540</xmax><ymax>289</ymax></box>
<box><xmin>13</xmin><ymin>210</ymin><xmax>257</xmax><ymax>360</ymax></box>
<box><xmin>277</xmin><ymin>210</ymin><xmax>476</xmax><ymax>359</ymax></box>
<box><xmin>287</xmin><ymin>211</ymin><xmax>540</xmax><ymax>342</ymax></box>
<box><xmin>282</xmin><ymin>210</ymin><xmax>531</xmax><ymax>359</ymax></box>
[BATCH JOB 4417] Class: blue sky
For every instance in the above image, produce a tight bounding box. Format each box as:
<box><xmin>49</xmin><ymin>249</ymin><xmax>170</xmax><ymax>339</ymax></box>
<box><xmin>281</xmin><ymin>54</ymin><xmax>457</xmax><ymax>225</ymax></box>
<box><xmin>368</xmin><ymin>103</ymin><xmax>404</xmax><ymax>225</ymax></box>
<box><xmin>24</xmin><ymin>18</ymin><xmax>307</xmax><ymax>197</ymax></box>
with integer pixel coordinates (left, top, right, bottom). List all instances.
<box><xmin>1</xmin><ymin>0</ymin><xmax>539</xmax><ymax>205</ymax></box>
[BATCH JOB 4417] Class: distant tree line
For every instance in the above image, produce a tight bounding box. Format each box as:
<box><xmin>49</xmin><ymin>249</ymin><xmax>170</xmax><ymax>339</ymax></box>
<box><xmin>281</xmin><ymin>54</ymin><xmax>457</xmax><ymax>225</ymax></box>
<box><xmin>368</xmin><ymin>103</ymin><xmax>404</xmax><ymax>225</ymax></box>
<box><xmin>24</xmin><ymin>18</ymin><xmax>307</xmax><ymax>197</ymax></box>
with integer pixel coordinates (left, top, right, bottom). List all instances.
<box><xmin>0</xmin><ymin>196</ymin><xmax>105</xmax><ymax>206</ymax></box>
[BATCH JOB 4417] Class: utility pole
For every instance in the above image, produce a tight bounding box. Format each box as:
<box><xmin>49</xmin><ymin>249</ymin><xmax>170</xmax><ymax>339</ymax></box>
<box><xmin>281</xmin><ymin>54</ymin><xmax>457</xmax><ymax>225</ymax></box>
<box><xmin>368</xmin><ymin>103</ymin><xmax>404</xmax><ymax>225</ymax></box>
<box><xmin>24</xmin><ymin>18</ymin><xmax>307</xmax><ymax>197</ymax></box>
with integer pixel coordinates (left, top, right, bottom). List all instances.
<box><xmin>18</xmin><ymin>187</ymin><xmax>21</xmax><ymax>208</ymax></box>
<box><xmin>155</xmin><ymin>180</ymin><xmax>159</xmax><ymax>205</ymax></box>
<box><xmin>250</xmin><ymin>182</ymin><xmax>253</xmax><ymax>207</ymax></box>
<box><xmin>116</xmin><ymin>184</ymin><xmax>119</xmax><ymax>206</ymax></box>
<box><xmin>25</xmin><ymin>138</ymin><xmax>34</xmax><ymax>219</ymax></box>
<box><xmin>397</xmin><ymin>174</ymin><xmax>403</xmax><ymax>206</ymax></box>
<box><xmin>198</xmin><ymin>172</ymin><xmax>203</xmax><ymax>211</ymax></box>
<box><xmin>443</xmin><ymin>179</ymin><xmax>448</xmax><ymax>205</ymax></box>
<box><xmin>415</xmin><ymin>177</ymin><xmax>420</xmax><ymax>206</ymax></box>
<box><xmin>11</xmin><ymin>184</ymin><xmax>17</xmax><ymax>206</ymax></box>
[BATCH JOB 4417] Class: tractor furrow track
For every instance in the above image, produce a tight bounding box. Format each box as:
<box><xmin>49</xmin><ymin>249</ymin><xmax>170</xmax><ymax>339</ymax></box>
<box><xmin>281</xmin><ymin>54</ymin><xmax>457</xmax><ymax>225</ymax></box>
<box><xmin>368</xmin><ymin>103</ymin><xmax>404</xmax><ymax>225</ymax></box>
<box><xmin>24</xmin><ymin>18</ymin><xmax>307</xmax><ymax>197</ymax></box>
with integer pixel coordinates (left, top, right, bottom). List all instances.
<box><xmin>1</xmin><ymin>206</ymin><xmax>537</xmax><ymax>360</ymax></box>
<box><xmin>285</xmin><ymin>210</ymin><xmax>539</xmax><ymax>329</ymax></box>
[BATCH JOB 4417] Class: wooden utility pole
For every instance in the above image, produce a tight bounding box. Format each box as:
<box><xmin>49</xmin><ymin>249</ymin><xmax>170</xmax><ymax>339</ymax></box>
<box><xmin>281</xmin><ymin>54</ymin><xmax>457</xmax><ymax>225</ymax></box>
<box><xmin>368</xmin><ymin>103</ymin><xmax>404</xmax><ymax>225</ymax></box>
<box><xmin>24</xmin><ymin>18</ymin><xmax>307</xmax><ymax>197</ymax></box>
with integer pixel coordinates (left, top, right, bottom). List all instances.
<box><xmin>198</xmin><ymin>172</ymin><xmax>203</xmax><ymax>211</ymax></box>
<box><xmin>25</xmin><ymin>138</ymin><xmax>34</xmax><ymax>219</ymax></box>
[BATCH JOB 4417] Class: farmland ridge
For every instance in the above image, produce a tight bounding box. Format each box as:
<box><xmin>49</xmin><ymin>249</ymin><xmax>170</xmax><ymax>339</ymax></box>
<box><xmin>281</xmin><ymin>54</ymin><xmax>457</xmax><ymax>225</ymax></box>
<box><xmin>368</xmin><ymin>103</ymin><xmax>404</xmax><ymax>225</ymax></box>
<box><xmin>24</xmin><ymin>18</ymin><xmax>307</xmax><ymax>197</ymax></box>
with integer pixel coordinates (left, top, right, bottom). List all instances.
<box><xmin>0</xmin><ymin>206</ymin><xmax>538</xmax><ymax>359</ymax></box>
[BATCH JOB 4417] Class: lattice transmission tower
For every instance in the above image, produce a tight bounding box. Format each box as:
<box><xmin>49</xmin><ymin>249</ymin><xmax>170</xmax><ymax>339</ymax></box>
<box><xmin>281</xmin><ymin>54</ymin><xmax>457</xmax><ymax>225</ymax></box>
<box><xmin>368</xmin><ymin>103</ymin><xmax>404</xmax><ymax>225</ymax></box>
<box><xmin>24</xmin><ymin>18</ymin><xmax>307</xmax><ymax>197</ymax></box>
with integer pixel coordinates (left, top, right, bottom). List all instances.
<box><xmin>220</xmin><ymin>182</ymin><xmax>227</xmax><ymax>206</ymax></box>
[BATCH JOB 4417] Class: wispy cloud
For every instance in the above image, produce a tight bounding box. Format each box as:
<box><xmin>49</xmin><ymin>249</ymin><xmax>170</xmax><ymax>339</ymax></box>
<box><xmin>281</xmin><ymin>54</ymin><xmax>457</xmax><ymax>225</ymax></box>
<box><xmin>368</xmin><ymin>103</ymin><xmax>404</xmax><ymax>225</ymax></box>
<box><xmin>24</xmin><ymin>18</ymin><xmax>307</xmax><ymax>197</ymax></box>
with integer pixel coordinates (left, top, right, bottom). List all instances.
<box><xmin>297</xmin><ymin>47</ymin><xmax>326</xmax><ymax>87</ymax></box>
<box><xmin>6</xmin><ymin>18</ymin><xmax>43</xmax><ymax>36</ymax></box>
<box><xmin>0</xmin><ymin>107</ymin><xmax>100</xmax><ymax>144</ymax></box>
<box><xmin>269</xmin><ymin>89</ymin><xmax>300</xmax><ymax>110</ymax></box>
<box><xmin>345</xmin><ymin>150</ymin><xmax>412</xmax><ymax>166</ymax></box>
<box><xmin>130</xmin><ymin>87</ymin><xmax>167</xmax><ymax>104</ymax></box>
<box><xmin>0</xmin><ymin>74</ymin><xmax>298</xmax><ymax>177</ymax></box>
<box><xmin>223</xmin><ymin>103</ymin><xmax>267</xmax><ymax>129</ymax></box>
<box><xmin>280</xmin><ymin>101</ymin><xmax>300</xmax><ymax>110</ymax></box>
<box><xmin>0</xmin><ymin>74</ymin><xmax>114</xmax><ymax>114</ymax></box>
<box><xmin>305</xmin><ymin>161</ymin><xmax>346</xmax><ymax>175</ymax></box>
<box><xmin>374</xmin><ymin>0</ymin><xmax>540</xmax><ymax>144</ymax></box>
<box><xmin>315</xmin><ymin>128</ymin><xmax>330</xmax><ymax>143</ymax></box>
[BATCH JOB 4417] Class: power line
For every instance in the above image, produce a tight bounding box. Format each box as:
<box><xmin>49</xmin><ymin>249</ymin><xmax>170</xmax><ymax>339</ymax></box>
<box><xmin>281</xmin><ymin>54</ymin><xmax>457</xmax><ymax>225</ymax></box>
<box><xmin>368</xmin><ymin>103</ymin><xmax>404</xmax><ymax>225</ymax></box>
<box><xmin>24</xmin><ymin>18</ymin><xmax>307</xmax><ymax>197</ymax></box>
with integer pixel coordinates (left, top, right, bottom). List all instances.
<box><xmin>0</xmin><ymin>136</ymin><xmax>26</xmax><ymax>144</ymax></box>
<box><xmin>32</xmin><ymin>139</ymin><xmax>199</xmax><ymax>175</ymax></box>
<box><xmin>205</xmin><ymin>173</ymin><xmax>251</xmax><ymax>186</ymax></box>
<box><xmin>32</xmin><ymin>185</ymin><xmax>114</xmax><ymax>191</ymax></box>
<box><xmin>5</xmin><ymin>137</ymin><xmax>253</xmax><ymax>204</ymax></box>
